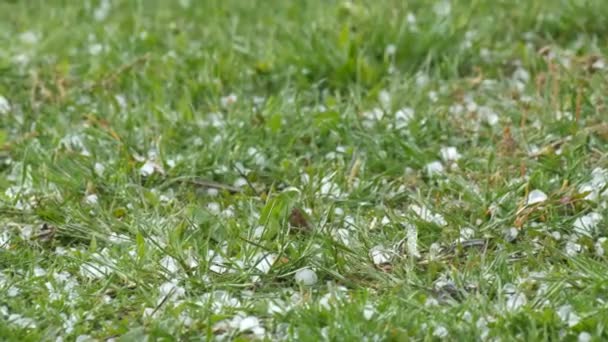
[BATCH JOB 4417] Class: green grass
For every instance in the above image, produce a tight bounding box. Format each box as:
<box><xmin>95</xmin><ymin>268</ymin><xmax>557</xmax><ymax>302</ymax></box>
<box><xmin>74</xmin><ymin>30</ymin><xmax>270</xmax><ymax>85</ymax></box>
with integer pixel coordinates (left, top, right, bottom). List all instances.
<box><xmin>1</xmin><ymin>0</ymin><xmax>608</xmax><ymax>340</ymax></box>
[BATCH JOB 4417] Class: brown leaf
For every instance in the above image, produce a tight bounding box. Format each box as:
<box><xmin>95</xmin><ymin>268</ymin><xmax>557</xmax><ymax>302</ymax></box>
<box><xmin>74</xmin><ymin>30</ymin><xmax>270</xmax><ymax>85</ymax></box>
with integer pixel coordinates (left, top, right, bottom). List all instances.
<box><xmin>289</xmin><ymin>207</ymin><xmax>310</xmax><ymax>232</ymax></box>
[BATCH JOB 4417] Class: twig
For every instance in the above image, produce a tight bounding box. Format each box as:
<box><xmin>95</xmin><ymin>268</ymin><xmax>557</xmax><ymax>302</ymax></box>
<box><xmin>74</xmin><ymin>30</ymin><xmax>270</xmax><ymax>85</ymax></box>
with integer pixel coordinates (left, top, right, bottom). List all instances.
<box><xmin>170</xmin><ymin>177</ymin><xmax>243</xmax><ymax>194</ymax></box>
<box><xmin>85</xmin><ymin>53</ymin><xmax>150</xmax><ymax>91</ymax></box>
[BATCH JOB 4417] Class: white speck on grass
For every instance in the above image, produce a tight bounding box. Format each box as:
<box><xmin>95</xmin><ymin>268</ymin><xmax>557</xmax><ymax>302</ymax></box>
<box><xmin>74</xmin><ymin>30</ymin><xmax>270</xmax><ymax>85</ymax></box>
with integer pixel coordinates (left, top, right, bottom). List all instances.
<box><xmin>378</xmin><ymin>90</ymin><xmax>391</xmax><ymax>109</ymax></box>
<box><xmin>208</xmin><ymin>250</ymin><xmax>228</xmax><ymax>274</ymax></box>
<box><xmin>294</xmin><ymin>268</ymin><xmax>318</xmax><ymax>286</ymax></box>
<box><xmin>595</xmin><ymin>237</ymin><xmax>607</xmax><ymax>257</ymax></box>
<box><xmin>385</xmin><ymin>44</ymin><xmax>397</xmax><ymax>56</ymax></box>
<box><xmin>407</xmin><ymin>12</ymin><xmax>417</xmax><ymax>25</ymax></box>
<box><xmin>159</xmin><ymin>279</ymin><xmax>186</xmax><ymax>303</ymax></box>
<box><xmin>220</xmin><ymin>94</ymin><xmax>237</xmax><ymax>107</ymax></box>
<box><xmin>140</xmin><ymin>160</ymin><xmax>164</xmax><ymax>176</ymax></box>
<box><xmin>505</xmin><ymin>292</ymin><xmax>527</xmax><ymax>312</ymax></box>
<box><xmin>526</xmin><ymin>189</ymin><xmax>548</xmax><ymax>205</ymax></box>
<box><xmin>565</xmin><ymin>241</ymin><xmax>582</xmax><ymax>256</ymax></box>
<box><xmin>94</xmin><ymin>162</ymin><xmax>105</xmax><ymax>177</ymax></box>
<box><xmin>247</xmin><ymin>147</ymin><xmax>266</xmax><ymax>166</ymax></box>
<box><xmin>238</xmin><ymin>316</ymin><xmax>263</xmax><ymax>334</ymax></box>
<box><xmin>160</xmin><ymin>255</ymin><xmax>180</xmax><ymax>274</ymax></box>
<box><xmin>233</xmin><ymin>177</ymin><xmax>249</xmax><ymax>188</ymax></box>
<box><xmin>425</xmin><ymin>161</ymin><xmax>444</xmax><ymax>176</ymax></box>
<box><xmin>254</xmin><ymin>253</ymin><xmax>276</xmax><ymax>274</ymax></box>
<box><xmin>404</xmin><ymin>223</ymin><xmax>420</xmax><ymax>258</ymax></box>
<box><xmin>428</xmin><ymin>90</ymin><xmax>439</xmax><ymax>102</ymax></box>
<box><xmin>369</xmin><ymin>245</ymin><xmax>392</xmax><ymax>265</ymax></box>
<box><xmin>433</xmin><ymin>1</ymin><xmax>451</xmax><ymax>17</ymax></box>
<box><xmin>20</xmin><ymin>31</ymin><xmax>39</xmax><ymax>44</ymax></box>
<box><xmin>88</xmin><ymin>43</ymin><xmax>104</xmax><ymax>55</ymax></box>
<box><xmin>80</xmin><ymin>261</ymin><xmax>111</xmax><ymax>279</ymax></box>
<box><xmin>557</xmin><ymin>305</ymin><xmax>580</xmax><ymax>327</ymax></box>
<box><xmin>578</xmin><ymin>331</ymin><xmax>592</xmax><ymax>342</ymax></box>
<box><xmin>93</xmin><ymin>0</ymin><xmax>111</xmax><ymax>21</ymax></box>
<box><xmin>410</xmin><ymin>204</ymin><xmax>447</xmax><ymax>226</ymax></box>
<box><xmin>394</xmin><ymin>107</ymin><xmax>414</xmax><ymax>129</ymax></box>
<box><xmin>433</xmin><ymin>325</ymin><xmax>449</xmax><ymax>338</ymax></box>
<box><xmin>9</xmin><ymin>313</ymin><xmax>36</xmax><ymax>328</ymax></box>
<box><xmin>592</xmin><ymin>59</ymin><xmax>606</xmax><ymax>70</ymax></box>
<box><xmin>0</xmin><ymin>95</ymin><xmax>11</xmax><ymax>114</ymax></box>
<box><xmin>479</xmin><ymin>106</ymin><xmax>499</xmax><ymax>125</ymax></box>
<box><xmin>573</xmin><ymin>212</ymin><xmax>603</xmax><ymax>237</ymax></box>
<box><xmin>504</xmin><ymin>227</ymin><xmax>519</xmax><ymax>242</ymax></box>
<box><xmin>440</xmin><ymin>146</ymin><xmax>461</xmax><ymax>162</ymax></box>
<box><xmin>84</xmin><ymin>193</ymin><xmax>98</xmax><ymax>205</ymax></box>
<box><xmin>363</xmin><ymin>107</ymin><xmax>384</xmax><ymax>122</ymax></box>
<box><xmin>207</xmin><ymin>202</ymin><xmax>221</xmax><ymax>214</ymax></box>
<box><xmin>363</xmin><ymin>304</ymin><xmax>375</xmax><ymax>320</ymax></box>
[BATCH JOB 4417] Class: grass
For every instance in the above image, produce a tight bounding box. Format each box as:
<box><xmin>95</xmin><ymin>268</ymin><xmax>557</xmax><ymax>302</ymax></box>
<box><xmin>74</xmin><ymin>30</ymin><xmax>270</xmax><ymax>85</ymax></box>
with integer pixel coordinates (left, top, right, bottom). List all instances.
<box><xmin>1</xmin><ymin>0</ymin><xmax>608</xmax><ymax>340</ymax></box>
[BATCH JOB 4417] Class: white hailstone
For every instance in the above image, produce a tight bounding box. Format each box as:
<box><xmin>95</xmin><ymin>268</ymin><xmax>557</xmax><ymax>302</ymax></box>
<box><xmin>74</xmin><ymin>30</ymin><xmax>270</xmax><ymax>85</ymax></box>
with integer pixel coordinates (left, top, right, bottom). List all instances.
<box><xmin>505</xmin><ymin>292</ymin><xmax>527</xmax><ymax>311</ymax></box>
<box><xmin>20</xmin><ymin>31</ymin><xmax>39</xmax><ymax>44</ymax></box>
<box><xmin>208</xmin><ymin>251</ymin><xmax>227</xmax><ymax>274</ymax></box>
<box><xmin>425</xmin><ymin>161</ymin><xmax>444</xmax><ymax>176</ymax></box>
<box><xmin>433</xmin><ymin>325</ymin><xmax>449</xmax><ymax>338</ymax></box>
<box><xmin>159</xmin><ymin>280</ymin><xmax>185</xmax><ymax>301</ymax></box>
<box><xmin>504</xmin><ymin>227</ymin><xmax>519</xmax><ymax>242</ymax></box>
<box><xmin>378</xmin><ymin>90</ymin><xmax>391</xmax><ymax>109</ymax></box>
<box><xmin>592</xmin><ymin>59</ymin><xmax>606</xmax><ymax>70</ymax></box>
<box><xmin>565</xmin><ymin>241</ymin><xmax>582</xmax><ymax>256</ymax></box>
<box><xmin>404</xmin><ymin>223</ymin><xmax>420</xmax><ymax>258</ymax></box>
<box><xmin>206</xmin><ymin>202</ymin><xmax>221</xmax><ymax>214</ymax></box>
<box><xmin>578</xmin><ymin>332</ymin><xmax>592</xmax><ymax>342</ymax></box>
<box><xmin>79</xmin><ymin>262</ymin><xmax>111</xmax><ymax>279</ymax></box>
<box><xmin>233</xmin><ymin>177</ymin><xmax>249</xmax><ymax>188</ymax></box>
<box><xmin>440</xmin><ymin>146</ymin><xmax>461</xmax><ymax>162</ymax></box>
<box><xmin>406</xmin><ymin>13</ymin><xmax>416</xmax><ymax>25</ymax></box>
<box><xmin>160</xmin><ymin>255</ymin><xmax>180</xmax><ymax>274</ymax></box>
<box><xmin>0</xmin><ymin>95</ymin><xmax>11</xmax><ymax>114</ymax></box>
<box><xmin>84</xmin><ymin>194</ymin><xmax>99</xmax><ymax>205</ymax></box>
<box><xmin>595</xmin><ymin>237</ymin><xmax>607</xmax><ymax>257</ymax></box>
<box><xmin>139</xmin><ymin>160</ymin><xmax>157</xmax><ymax>176</ymax></box>
<box><xmin>479</xmin><ymin>106</ymin><xmax>499</xmax><ymax>126</ymax></box>
<box><xmin>294</xmin><ymin>268</ymin><xmax>318</xmax><ymax>286</ymax></box>
<box><xmin>433</xmin><ymin>0</ymin><xmax>451</xmax><ymax>16</ymax></box>
<box><xmin>238</xmin><ymin>316</ymin><xmax>261</xmax><ymax>333</ymax></box>
<box><xmin>363</xmin><ymin>107</ymin><xmax>384</xmax><ymax>121</ymax></box>
<box><xmin>88</xmin><ymin>43</ymin><xmax>103</xmax><ymax>55</ymax></box>
<box><xmin>94</xmin><ymin>162</ymin><xmax>105</xmax><ymax>177</ymax></box>
<box><xmin>410</xmin><ymin>204</ymin><xmax>447</xmax><ymax>226</ymax></box>
<box><xmin>369</xmin><ymin>245</ymin><xmax>392</xmax><ymax>265</ymax></box>
<box><xmin>512</xmin><ymin>68</ymin><xmax>530</xmax><ymax>83</ymax></box>
<box><xmin>363</xmin><ymin>304</ymin><xmax>376</xmax><ymax>320</ymax></box>
<box><xmin>394</xmin><ymin>107</ymin><xmax>414</xmax><ymax>129</ymax></box>
<box><xmin>557</xmin><ymin>305</ymin><xmax>580</xmax><ymax>327</ymax></box>
<box><xmin>459</xmin><ymin>227</ymin><xmax>476</xmax><ymax>241</ymax></box>
<box><xmin>428</xmin><ymin>91</ymin><xmax>439</xmax><ymax>102</ymax></box>
<box><xmin>220</xmin><ymin>94</ymin><xmax>237</xmax><ymax>107</ymax></box>
<box><xmin>255</xmin><ymin>253</ymin><xmax>277</xmax><ymax>274</ymax></box>
<box><xmin>573</xmin><ymin>212</ymin><xmax>603</xmax><ymax>237</ymax></box>
<box><xmin>526</xmin><ymin>190</ymin><xmax>548</xmax><ymax>205</ymax></box>
<box><xmin>385</xmin><ymin>44</ymin><xmax>397</xmax><ymax>56</ymax></box>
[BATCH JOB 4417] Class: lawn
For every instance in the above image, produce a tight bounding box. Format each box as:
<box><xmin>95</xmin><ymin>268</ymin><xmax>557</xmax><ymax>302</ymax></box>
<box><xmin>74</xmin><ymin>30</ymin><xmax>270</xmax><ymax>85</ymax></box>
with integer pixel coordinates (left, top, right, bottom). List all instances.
<box><xmin>1</xmin><ymin>0</ymin><xmax>608</xmax><ymax>340</ymax></box>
